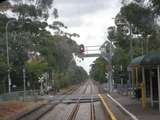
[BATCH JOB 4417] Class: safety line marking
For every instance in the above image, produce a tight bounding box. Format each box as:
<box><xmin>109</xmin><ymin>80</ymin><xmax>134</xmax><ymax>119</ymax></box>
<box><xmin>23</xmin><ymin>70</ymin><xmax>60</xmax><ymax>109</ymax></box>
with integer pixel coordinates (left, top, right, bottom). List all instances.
<box><xmin>98</xmin><ymin>94</ymin><xmax>117</xmax><ymax>120</ymax></box>
<box><xmin>107</xmin><ymin>94</ymin><xmax>139</xmax><ymax>120</ymax></box>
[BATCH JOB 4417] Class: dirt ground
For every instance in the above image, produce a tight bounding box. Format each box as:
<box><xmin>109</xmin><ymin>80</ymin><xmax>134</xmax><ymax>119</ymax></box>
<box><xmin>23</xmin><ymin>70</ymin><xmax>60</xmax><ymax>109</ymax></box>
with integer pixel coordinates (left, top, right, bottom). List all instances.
<box><xmin>0</xmin><ymin>84</ymin><xmax>79</xmax><ymax>120</ymax></box>
<box><xmin>0</xmin><ymin>101</ymin><xmax>45</xmax><ymax>120</ymax></box>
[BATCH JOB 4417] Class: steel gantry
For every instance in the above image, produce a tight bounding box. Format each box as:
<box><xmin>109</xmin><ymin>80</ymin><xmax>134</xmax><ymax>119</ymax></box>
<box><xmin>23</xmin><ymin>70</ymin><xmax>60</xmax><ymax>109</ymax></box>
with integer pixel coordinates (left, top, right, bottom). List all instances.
<box><xmin>78</xmin><ymin>42</ymin><xmax>114</xmax><ymax>93</ymax></box>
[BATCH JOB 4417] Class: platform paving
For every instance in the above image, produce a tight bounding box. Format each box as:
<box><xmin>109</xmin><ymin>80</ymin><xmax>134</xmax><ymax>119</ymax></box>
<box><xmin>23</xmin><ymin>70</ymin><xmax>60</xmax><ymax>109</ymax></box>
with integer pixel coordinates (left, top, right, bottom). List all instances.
<box><xmin>108</xmin><ymin>92</ymin><xmax>160</xmax><ymax>120</ymax></box>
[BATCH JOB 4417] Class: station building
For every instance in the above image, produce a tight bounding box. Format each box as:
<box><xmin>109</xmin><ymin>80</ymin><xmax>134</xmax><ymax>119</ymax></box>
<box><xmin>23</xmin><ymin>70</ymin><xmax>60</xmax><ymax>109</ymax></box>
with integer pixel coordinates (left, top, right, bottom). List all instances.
<box><xmin>128</xmin><ymin>53</ymin><xmax>160</xmax><ymax>111</ymax></box>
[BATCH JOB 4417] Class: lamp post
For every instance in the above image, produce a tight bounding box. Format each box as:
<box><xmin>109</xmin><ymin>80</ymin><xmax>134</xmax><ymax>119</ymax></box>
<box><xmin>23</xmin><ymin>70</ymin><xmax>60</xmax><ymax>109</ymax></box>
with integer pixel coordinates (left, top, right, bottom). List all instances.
<box><xmin>6</xmin><ymin>19</ymin><xmax>31</xmax><ymax>93</ymax></box>
<box><xmin>6</xmin><ymin>19</ymin><xmax>16</xmax><ymax>93</ymax></box>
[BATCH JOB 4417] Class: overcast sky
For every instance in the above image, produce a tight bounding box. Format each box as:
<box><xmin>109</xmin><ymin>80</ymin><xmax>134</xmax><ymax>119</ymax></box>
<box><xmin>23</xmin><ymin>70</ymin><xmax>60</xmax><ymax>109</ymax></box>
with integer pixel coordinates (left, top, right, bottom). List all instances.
<box><xmin>50</xmin><ymin>0</ymin><xmax>122</xmax><ymax>73</ymax></box>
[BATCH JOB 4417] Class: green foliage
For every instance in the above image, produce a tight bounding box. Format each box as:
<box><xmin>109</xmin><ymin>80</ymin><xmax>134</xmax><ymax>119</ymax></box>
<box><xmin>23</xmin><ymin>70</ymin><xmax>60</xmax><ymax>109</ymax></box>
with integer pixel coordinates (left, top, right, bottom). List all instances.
<box><xmin>0</xmin><ymin>1</ymin><xmax>87</xmax><ymax>93</ymax></box>
<box><xmin>53</xmin><ymin>66</ymin><xmax>88</xmax><ymax>89</ymax></box>
<box><xmin>0</xmin><ymin>14</ymin><xmax>9</xmax><ymax>32</ymax></box>
<box><xmin>10</xmin><ymin>0</ymin><xmax>56</xmax><ymax>20</ymax></box>
<box><xmin>121</xmin><ymin>3</ymin><xmax>154</xmax><ymax>34</ymax></box>
<box><xmin>149</xmin><ymin>0</ymin><xmax>160</xmax><ymax>15</ymax></box>
<box><xmin>148</xmin><ymin>31</ymin><xmax>160</xmax><ymax>52</ymax></box>
<box><xmin>12</xmin><ymin>4</ymin><xmax>42</xmax><ymax>19</ymax></box>
<box><xmin>113</xmin><ymin>48</ymin><xmax>129</xmax><ymax>68</ymax></box>
<box><xmin>114</xmin><ymin>31</ymin><xmax>130</xmax><ymax>51</ymax></box>
<box><xmin>36</xmin><ymin>0</ymin><xmax>54</xmax><ymax>9</ymax></box>
<box><xmin>0</xmin><ymin>56</ymin><xmax>8</xmax><ymax>76</ymax></box>
<box><xmin>25</xmin><ymin>59</ymin><xmax>48</xmax><ymax>81</ymax></box>
<box><xmin>111</xmin><ymin>1</ymin><xmax>160</xmax><ymax>85</ymax></box>
<box><xmin>90</xmin><ymin>57</ymin><xmax>108</xmax><ymax>83</ymax></box>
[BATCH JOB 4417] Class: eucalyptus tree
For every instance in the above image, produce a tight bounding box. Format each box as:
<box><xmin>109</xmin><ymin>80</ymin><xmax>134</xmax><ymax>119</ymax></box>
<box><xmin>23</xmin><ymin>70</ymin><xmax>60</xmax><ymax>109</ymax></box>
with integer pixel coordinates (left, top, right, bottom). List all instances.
<box><xmin>0</xmin><ymin>0</ymin><xmax>87</xmax><ymax>92</ymax></box>
<box><xmin>121</xmin><ymin>2</ymin><xmax>160</xmax><ymax>53</ymax></box>
<box><xmin>149</xmin><ymin>0</ymin><xmax>160</xmax><ymax>16</ymax></box>
<box><xmin>90</xmin><ymin>57</ymin><xmax>108</xmax><ymax>83</ymax></box>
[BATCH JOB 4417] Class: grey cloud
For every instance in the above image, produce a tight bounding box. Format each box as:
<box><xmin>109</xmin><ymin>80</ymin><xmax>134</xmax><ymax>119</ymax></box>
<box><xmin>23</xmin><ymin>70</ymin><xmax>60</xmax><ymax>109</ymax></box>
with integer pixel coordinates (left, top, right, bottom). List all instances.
<box><xmin>54</xmin><ymin>0</ymin><xmax>121</xmax><ymax>27</ymax></box>
<box><xmin>55</xmin><ymin>0</ymin><xmax>97</xmax><ymax>5</ymax></box>
<box><xmin>61</xmin><ymin>17</ymin><xmax>83</xmax><ymax>27</ymax></box>
<box><xmin>55</xmin><ymin>0</ymin><xmax>114</xmax><ymax>17</ymax></box>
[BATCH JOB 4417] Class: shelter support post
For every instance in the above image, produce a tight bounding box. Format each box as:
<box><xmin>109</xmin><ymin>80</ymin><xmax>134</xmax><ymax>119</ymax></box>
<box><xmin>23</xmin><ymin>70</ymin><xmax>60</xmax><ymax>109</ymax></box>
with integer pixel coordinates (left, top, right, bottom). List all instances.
<box><xmin>157</xmin><ymin>65</ymin><xmax>160</xmax><ymax>112</ymax></box>
<box><xmin>150</xmin><ymin>70</ymin><xmax>153</xmax><ymax>107</ymax></box>
<box><xmin>132</xmin><ymin>69</ymin><xmax>135</xmax><ymax>88</ymax></box>
<box><xmin>141</xmin><ymin>67</ymin><xmax>146</xmax><ymax>109</ymax></box>
<box><xmin>136</xmin><ymin>67</ymin><xmax>138</xmax><ymax>87</ymax></box>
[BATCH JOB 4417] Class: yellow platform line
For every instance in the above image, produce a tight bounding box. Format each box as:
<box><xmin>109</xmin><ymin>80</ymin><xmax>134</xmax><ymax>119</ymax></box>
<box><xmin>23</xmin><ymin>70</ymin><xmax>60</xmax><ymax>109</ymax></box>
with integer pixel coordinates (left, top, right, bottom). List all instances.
<box><xmin>98</xmin><ymin>94</ymin><xmax>117</xmax><ymax>120</ymax></box>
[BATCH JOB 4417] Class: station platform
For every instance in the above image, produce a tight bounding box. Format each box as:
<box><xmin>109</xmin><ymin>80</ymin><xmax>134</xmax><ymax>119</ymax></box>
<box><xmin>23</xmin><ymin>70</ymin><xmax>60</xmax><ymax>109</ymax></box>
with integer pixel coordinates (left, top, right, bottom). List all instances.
<box><xmin>107</xmin><ymin>92</ymin><xmax>160</xmax><ymax>120</ymax></box>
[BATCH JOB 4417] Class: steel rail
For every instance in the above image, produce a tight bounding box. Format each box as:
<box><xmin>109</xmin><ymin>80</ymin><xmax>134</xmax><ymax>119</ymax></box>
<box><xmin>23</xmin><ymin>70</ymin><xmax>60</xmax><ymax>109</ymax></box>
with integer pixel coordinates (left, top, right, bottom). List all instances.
<box><xmin>14</xmin><ymin>86</ymin><xmax>78</xmax><ymax>120</ymax></box>
<box><xmin>67</xmin><ymin>82</ymin><xmax>89</xmax><ymax>120</ymax></box>
<box><xmin>90</xmin><ymin>82</ymin><xmax>96</xmax><ymax>120</ymax></box>
<box><xmin>67</xmin><ymin>102</ymin><xmax>80</xmax><ymax>120</ymax></box>
<box><xmin>90</xmin><ymin>97</ymin><xmax>96</xmax><ymax>120</ymax></box>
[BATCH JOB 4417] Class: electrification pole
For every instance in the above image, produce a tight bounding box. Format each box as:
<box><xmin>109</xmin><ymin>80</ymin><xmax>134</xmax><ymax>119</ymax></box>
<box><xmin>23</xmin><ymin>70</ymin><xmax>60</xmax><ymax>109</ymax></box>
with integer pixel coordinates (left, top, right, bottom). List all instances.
<box><xmin>23</xmin><ymin>67</ymin><xmax>26</xmax><ymax>100</ymax></box>
<box><xmin>129</xmin><ymin>23</ymin><xmax>133</xmax><ymax>61</ymax></box>
<box><xmin>108</xmin><ymin>41</ymin><xmax>113</xmax><ymax>93</ymax></box>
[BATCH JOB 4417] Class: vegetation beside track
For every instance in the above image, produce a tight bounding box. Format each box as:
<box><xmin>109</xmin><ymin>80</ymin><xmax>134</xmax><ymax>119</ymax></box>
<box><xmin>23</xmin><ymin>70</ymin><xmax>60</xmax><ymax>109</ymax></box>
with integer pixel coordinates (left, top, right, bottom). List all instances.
<box><xmin>0</xmin><ymin>0</ymin><xmax>88</xmax><ymax>94</ymax></box>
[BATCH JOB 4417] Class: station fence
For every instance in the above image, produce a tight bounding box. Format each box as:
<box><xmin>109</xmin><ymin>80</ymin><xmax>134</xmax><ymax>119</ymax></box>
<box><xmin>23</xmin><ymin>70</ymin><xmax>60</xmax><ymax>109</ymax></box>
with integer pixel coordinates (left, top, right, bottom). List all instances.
<box><xmin>0</xmin><ymin>90</ymin><xmax>41</xmax><ymax>102</ymax></box>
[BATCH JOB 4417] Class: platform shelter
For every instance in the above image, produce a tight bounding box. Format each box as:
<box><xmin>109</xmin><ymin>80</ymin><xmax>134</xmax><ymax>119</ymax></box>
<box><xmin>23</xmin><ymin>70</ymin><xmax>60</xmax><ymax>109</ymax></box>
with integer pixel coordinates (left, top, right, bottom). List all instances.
<box><xmin>128</xmin><ymin>53</ymin><xmax>160</xmax><ymax>111</ymax></box>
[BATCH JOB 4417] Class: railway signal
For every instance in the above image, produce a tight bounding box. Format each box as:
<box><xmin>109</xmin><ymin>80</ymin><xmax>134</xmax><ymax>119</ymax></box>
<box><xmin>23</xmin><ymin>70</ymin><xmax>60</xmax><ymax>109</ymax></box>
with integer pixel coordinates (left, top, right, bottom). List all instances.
<box><xmin>79</xmin><ymin>44</ymin><xmax>85</xmax><ymax>53</ymax></box>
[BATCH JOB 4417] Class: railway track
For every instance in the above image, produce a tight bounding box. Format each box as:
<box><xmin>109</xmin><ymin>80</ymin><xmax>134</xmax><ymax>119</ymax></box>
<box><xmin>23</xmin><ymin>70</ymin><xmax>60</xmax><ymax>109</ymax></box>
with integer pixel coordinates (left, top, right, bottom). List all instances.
<box><xmin>12</xmin><ymin>86</ymin><xmax>78</xmax><ymax>120</ymax></box>
<box><xmin>67</xmin><ymin>82</ymin><xmax>88</xmax><ymax>120</ymax></box>
<box><xmin>90</xmin><ymin>83</ymin><xmax>96</xmax><ymax>120</ymax></box>
<box><xmin>13</xmin><ymin>81</ymin><xmax>118</xmax><ymax>120</ymax></box>
<box><xmin>90</xmin><ymin>97</ymin><xmax>96</xmax><ymax>120</ymax></box>
<box><xmin>67</xmin><ymin>99</ymin><xmax>80</xmax><ymax>120</ymax></box>
<box><xmin>67</xmin><ymin>81</ymin><xmax>96</xmax><ymax>120</ymax></box>
<box><xmin>66</xmin><ymin>97</ymin><xmax>96</xmax><ymax>120</ymax></box>
<box><xmin>66</xmin><ymin>80</ymin><xmax>118</xmax><ymax>120</ymax></box>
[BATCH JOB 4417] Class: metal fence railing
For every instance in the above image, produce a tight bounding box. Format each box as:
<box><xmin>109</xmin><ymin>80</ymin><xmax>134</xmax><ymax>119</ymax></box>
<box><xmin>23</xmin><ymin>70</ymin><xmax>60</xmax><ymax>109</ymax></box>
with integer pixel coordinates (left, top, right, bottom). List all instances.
<box><xmin>116</xmin><ymin>84</ymin><xmax>130</xmax><ymax>95</ymax></box>
<box><xmin>0</xmin><ymin>90</ymin><xmax>41</xmax><ymax>102</ymax></box>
